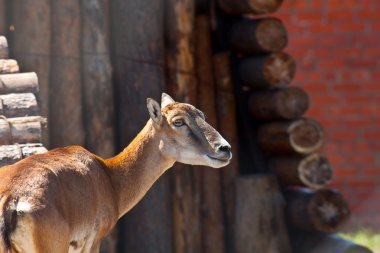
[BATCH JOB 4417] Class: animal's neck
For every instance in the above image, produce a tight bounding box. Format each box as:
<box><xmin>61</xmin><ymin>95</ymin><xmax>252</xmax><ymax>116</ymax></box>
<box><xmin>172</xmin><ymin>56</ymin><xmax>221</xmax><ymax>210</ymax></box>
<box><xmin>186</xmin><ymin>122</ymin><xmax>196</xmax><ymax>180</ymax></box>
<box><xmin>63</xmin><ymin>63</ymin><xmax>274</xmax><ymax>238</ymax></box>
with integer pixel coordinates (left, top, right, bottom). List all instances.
<box><xmin>104</xmin><ymin>120</ymin><xmax>174</xmax><ymax>218</ymax></box>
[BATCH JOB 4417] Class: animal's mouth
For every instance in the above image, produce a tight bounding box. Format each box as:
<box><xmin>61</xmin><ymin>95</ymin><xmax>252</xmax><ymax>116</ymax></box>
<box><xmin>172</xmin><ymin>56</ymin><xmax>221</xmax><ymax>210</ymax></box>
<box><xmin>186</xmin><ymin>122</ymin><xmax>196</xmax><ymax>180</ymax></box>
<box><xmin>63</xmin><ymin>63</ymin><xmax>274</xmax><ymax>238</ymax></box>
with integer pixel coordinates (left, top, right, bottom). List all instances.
<box><xmin>207</xmin><ymin>155</ymin><xmax>231</xmax><ymax>163</ymax></box>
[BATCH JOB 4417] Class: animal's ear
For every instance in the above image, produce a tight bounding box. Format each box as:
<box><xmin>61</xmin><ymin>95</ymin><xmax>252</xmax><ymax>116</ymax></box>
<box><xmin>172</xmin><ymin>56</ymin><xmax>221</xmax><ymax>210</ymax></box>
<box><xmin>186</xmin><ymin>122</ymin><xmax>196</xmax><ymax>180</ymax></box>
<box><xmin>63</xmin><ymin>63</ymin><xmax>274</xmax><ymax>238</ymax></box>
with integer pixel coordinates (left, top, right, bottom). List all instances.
<box><xmin>147</xmin><ymin>98</ymin><xmax>162</xmax><ymax>126</ymax></box>
<box><xmin>161</xmin><ymin>93</ymin><xmax>175</xmax><ymax>108</ymax></box>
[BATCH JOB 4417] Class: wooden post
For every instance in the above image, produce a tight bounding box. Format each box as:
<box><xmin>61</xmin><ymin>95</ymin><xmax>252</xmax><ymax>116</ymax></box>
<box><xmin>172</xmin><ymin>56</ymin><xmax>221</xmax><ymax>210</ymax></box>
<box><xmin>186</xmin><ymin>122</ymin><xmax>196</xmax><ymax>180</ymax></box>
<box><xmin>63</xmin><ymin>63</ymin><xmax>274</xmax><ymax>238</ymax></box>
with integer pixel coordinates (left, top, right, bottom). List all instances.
<box><xmin>258</xmin><ymin>118</ymin><xmax>324</xmax><ymax>155</ymax></box>
<box><xmin>229</xmin><ymin>18</ymin><xmax>287</xmax><ymax>55</ymax></box>
<box><xmin>165</xmin><ymin>1</ymin><xmax>201</xmax><ymax>252</ymax></box>
<box><xmin>0</xmin><ymin>93</ymin><xmax>39</xmax><ymax>118</ymax></box>
<box><xmin>249</xmin><ymin>87</ymin><xmax>309</xmax><ymax>120</ymax></box>
<box><xmin>81</xmin><ymin>0</ymin><xmax>114</xmax><ymax>158</ymax></box>
<box><xmin>0</xmin><ymin>36</ymin><xmax>8</xmax><ymax>59</ymax></box>
<box><xmin>195</xmin><ymin>15</ymin><xmax>225</xmax><ymax>253</ymax></box>
<box><xmin>290</xmin><ymin>231</ymin><xmax>374</xmax><ymax>253</ymax></box>
<box><xmin>239</xmin><ymin>52</ymin><xmax>296</xmax><ymax>89</ymax></box>
<box><xmin>0</xmin><ymin>59</ymin><xmax>19</xmax><ymax>74</ymax></box>
<box><xmin>234</xmin><ymin>175</ymin><xmax>291</xmax><ymax>253</ymax></box>
<box><xmin>111</xmin><ymin>0</ymin><xmax>172</xmax><ymax>252</ymax></box>
<box><xmin>213</xmin><ymin>52</ymin><xmax>240</xmax><ymax>253</ymax></box>
<box><xmin>0</xmin><ymin>144</ymin><xmax>47</xmax><ymax>167</ymax></box>
<box><xmin>218</xmin><ymin>0</ymin><xmax>283</xmax><ymax>15</ymax></box>
<box><xmin>50</xmin><ymin>0</ymin><xmax>85</xmax><ymax>148</ymax></box>
<box><xmin>0</xmin><ymin>72</ymin><xmax>38</xmax><ymax>94</ymax></box>
<box><xmin>269</xmin><ymin>154</ymin><xmax>333</xmax><ymax>189</ymax></box>
<box><xmin>81</xmin><ymin>1</ymin><xmax>116</xmax><ymax>251</ymax></box>
<box><xmin>0</xmin><ymin>1</ymin><xmax>5</xmax><ymax>36</ymax></box>
<box><xmin>284</xmin><ymin>188</ymin><xmax>351</xmax><ymax>233</ymax></box>
<box><xmin>0</xmin><ymin>116</ymin><xmax>45</xmax><ymax>145</ymax></box>
<box><xmin>11</xmin><ymin>0</ymin><xmax>51</xmax><ymax>145</ymax></box>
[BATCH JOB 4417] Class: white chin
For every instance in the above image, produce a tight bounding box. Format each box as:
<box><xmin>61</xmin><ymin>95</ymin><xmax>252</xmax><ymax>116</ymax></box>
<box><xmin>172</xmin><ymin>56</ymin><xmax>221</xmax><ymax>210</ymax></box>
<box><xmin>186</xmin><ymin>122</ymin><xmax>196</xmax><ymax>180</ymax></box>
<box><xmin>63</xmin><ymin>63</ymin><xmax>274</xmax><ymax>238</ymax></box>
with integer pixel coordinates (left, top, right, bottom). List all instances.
<box><xmin>205</xmin><ymin>156</ymin><xmax>230</xmax><ymax>168</ymax></box>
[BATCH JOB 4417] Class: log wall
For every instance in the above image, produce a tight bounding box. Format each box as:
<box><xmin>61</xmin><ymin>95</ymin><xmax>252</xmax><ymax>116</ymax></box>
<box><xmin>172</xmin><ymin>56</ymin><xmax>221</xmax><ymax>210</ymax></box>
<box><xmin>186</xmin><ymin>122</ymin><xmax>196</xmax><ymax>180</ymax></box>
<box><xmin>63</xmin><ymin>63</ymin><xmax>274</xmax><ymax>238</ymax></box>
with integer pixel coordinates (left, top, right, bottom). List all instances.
<box><xmin>1</xmin><ymin>0</ymin><xmax>372</xmax><ymax>253</ymax></box>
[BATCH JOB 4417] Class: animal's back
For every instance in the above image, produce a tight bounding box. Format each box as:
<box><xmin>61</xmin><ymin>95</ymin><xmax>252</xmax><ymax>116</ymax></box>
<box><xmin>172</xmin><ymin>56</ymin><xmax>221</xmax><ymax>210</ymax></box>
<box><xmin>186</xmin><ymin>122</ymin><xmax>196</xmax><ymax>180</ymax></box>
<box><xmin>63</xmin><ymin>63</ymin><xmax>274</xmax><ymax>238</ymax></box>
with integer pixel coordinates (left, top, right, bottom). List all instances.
<box><xmin>0</xmin><ymin>146</ymin><xmax>118</xmax><ymax>252</ymax></box>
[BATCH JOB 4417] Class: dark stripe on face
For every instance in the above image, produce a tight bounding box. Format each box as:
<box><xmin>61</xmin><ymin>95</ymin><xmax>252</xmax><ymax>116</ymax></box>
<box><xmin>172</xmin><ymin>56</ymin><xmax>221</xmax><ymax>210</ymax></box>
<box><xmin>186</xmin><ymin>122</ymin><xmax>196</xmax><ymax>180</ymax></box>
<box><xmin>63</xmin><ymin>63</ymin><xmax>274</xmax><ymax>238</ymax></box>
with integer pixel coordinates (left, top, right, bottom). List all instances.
<box><xmin>187</xmin><ymin>126</ymin><xmax>204</xmax><ymax>145</ymax></box>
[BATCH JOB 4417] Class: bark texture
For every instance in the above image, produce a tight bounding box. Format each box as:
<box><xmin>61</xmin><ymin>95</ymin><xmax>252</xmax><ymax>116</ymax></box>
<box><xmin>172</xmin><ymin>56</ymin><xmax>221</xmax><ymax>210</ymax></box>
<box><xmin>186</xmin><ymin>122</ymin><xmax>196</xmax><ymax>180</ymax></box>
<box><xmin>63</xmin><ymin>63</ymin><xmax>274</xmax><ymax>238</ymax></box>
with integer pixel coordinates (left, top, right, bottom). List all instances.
<box><xmin>229</xmin><ymin>18</ymin><xmax>287</xmax><ymax>55</ymax></box>
<box><xmin>111</xmin><ymin>0</ymin><xmax>172</xmax><ymax>252</ymax></box>
<box><xmin>285</xmin><ymin>188</ymin><xmax>351</xmax><ymax>233</ymax></box>
<box><xmin>49</xmin><ymin>0</ymin><xmax>84</xmax><ymax>147</ymax></box>
<box><xmin>234</xmin><ymin>175</ymin><xmax>292</xmax><ymax>253</ymax></box>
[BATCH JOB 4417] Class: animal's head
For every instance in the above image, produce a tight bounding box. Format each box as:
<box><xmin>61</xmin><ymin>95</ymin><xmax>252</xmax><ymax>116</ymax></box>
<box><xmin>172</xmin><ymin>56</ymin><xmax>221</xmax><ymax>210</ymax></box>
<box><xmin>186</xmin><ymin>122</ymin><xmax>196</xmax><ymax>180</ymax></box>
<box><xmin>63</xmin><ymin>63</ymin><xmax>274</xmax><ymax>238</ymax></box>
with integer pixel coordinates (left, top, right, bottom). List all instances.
<box><xmin>147</xmin><ymin>93</ymin><xmax>232</xmax><ymax>168</ymax></box>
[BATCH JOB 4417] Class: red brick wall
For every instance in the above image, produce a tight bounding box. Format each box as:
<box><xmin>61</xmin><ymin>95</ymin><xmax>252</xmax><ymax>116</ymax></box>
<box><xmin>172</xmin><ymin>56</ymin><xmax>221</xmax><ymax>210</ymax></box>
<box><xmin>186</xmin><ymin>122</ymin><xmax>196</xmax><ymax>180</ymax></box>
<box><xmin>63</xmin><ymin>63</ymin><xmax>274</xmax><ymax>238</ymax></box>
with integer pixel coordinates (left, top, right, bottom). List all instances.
<box><xmin>275</xmin><ymin>1</ymin><xmax>380</xmax><ymax>230</ymax></box>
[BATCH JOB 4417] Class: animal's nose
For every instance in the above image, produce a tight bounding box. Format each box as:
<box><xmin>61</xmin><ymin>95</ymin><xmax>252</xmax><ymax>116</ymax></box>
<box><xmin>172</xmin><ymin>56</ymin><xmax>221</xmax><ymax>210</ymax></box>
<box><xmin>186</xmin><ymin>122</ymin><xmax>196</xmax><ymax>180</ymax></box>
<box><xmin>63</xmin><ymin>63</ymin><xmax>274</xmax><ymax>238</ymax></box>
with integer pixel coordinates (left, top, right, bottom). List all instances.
<box><xmin>217</xmin><ymin>144</ymin><xmax>231</xmax><ymax>154</ymax></box>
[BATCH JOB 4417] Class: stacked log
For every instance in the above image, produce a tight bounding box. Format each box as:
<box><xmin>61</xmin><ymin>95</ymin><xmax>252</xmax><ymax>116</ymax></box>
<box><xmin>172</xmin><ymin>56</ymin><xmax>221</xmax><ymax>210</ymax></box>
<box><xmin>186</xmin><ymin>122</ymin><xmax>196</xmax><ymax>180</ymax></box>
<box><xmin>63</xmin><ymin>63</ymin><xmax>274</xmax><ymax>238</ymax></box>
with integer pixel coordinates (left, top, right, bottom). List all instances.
<box><xmin>218</xmin><ymin>0</ymin><xmax>283</xmax><ymax>14</ymax></box>
<box><xmin>0</xmin><ymin>36</ymin><xmax>8</xmax><ymax>59</ymax></box>
<box><xmin>284</xmin><ymin>188</ymin><xmax>350</xmax><ymax>233</ymax></box>
<box><xmin>214</xmin><ymin>0</ymin><xmax>371</xmax><ymax>252</ymax></box>
<box><xmin>212</xmin><ymin>1</ymin><xmax>294</xmax><ymax>253</ymax></box>
<box><xmin>269</xmin><ymin>154</ymin><xmax>332</xmax><ymax>189</ymax></box>
<box><xmin>0</xmin><ymin>36</ymin><xmax>48</xmax><ymax>168</ymax></box>
<box><xmin>229</xmin><ymin>18</ymin><xmax>287</xmax><ymax>55</ymax></box>
<box><xmin>0</xmin><ymin>143</ymin><xmax>47</xmax><ymax>167</ymax></box>
<box><xmin>0</xmin><ymin>72</ymin><xmax>39</xmax><ymax>94</ymax></box>
<box><xmin>0</xmin><ymin>60</ymin><xmax>19</xmax><ymax>74</ymax></box>
<box><xmin>290</xmin><ymin>231</ymin><xmax>374</xmax><ymax>253</ymax></box>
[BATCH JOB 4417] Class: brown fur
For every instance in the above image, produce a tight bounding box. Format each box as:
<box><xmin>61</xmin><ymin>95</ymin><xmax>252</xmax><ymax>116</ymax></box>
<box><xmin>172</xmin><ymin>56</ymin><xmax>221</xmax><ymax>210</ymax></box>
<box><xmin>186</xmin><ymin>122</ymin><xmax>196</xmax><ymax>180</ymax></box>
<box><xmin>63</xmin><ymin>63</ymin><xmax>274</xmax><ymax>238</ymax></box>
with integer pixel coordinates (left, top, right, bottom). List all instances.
<box><xmin>0</xmin><ymin>96</ymin><xmax>231</xmax><ymax>252</ymax></box>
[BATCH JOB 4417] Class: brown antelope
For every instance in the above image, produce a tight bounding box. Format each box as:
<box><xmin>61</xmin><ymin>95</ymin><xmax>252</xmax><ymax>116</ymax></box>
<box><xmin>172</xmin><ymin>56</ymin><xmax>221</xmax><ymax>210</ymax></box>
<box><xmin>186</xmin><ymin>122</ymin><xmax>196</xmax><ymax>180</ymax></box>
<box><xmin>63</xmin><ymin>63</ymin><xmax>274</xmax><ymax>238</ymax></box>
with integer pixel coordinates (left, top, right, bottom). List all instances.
<box><xmin>0</xmin><ymin>93</ymin><xmax>232</xmax><ymax>253</ymax></box>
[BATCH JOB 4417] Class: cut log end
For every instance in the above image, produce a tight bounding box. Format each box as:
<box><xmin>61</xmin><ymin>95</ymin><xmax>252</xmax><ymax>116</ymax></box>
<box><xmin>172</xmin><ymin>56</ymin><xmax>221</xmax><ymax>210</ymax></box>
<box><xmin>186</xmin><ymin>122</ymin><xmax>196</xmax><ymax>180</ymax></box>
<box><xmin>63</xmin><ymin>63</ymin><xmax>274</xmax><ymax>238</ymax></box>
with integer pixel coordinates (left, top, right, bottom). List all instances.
<box><xmin>263</xmin><ymin>52</ymin><xmax>296</xmax><ymax>87</ymax></box>
<box><xmin>270</xmin><ymin>154</ymin><xmax>332</xmax><ymax>189</ymax></box>
<box><xmin>299</xmin><ymin>154</ymin><xmax>332</xmax><ymax>188</ymax></box>
<box><xmin>256</xmin><ymin>18</ymin><xmax>287</xmax><ymax>53</ymax></box>
<box><xmin>258</xmin><ymin>118</ymin><xmax>322</xmax><ymax>155</ymax></box>
<box><xmin>0</xmin><ymin>36</ymin><xmax>9</xmax><ymax>59</ymax></box>
<box><xmin>289</xmin><ymin>118</ymin><xmax>324</xmax><ymax>154</ymax></box>
<box><xmin>309</xmin><ymin>190</ymin><xmax>351</xmax><ymax>233</ymax></box>
<box><xmin>239</xmin><ymin>53</ymin><xmax>296</xmax><ymax>89</ymax></box>
<box><xmin>218</xmin><ymin>0</ymin><xmax>284</xmax><ymax>15</ymax></box>
<box><xmin>229</xmin><ymin>18</ymin><xmax>287</xmax><ymax>54</ymax></box>
<box><xmin>0</xmin><ymin>60</ymin><xmax>20</xmax><ymax>74</ymax></box>
<box><xmin>277</xmin><ymin>87</ymin><xmax>309</xmax><ymax>119</ymax></box>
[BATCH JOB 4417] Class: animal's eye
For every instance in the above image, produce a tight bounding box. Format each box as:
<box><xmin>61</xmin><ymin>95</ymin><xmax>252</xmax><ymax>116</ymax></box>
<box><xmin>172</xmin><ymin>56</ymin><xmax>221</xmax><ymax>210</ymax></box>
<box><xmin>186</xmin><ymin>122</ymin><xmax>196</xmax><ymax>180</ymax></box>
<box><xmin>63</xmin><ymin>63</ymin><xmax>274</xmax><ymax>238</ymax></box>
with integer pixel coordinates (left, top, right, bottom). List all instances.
<box><xmin>173</xmin><ymin>119</ymin><xmax>184</xmax><ymax>127</ymax></box>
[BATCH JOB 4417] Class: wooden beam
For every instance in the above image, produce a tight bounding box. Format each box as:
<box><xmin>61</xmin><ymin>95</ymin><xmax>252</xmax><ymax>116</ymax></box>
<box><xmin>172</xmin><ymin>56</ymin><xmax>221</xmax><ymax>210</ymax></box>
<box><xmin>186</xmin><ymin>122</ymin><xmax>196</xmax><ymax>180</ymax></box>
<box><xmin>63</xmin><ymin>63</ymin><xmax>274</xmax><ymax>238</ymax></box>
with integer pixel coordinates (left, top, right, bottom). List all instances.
<box><xmin>0</xmin><ymin>143</ymin><xmax>47</xmax><ymax>167</ymax></box>
<box><xmin>80</xmin><ymin>1</ymin><xmax>116</xmax><ymax>251</ymax></box>
<box><xmin>81</xmin><ymin>0</ymin><xmax>114</xmax><ymax>159</ymax></box>
<box><xmin>285</xmin><ymin>188</ymin><xmax>351</xmax><ymax>233</ymax></box>
<box><xmin>290</xmin><ymin>231</ymin><xmax>374</xmax><ymax>253</ymax></box>
<box><xmin>195</xmin><ymin>15</ymin><xmax>225</xmax><ymax>253</ymax></box>
<box><xmin>49</xmin><ymin>0</ymin><xmax>84</xmax><ymax>147</ymax></box>
<box><xmin>229</xmin><ymin>18</ymin><xmax>287</xmax><ymax>55</ymax></box>
<box><xmin>239</xmin><ymin>52</ymin><xmax>296</xmax><ymax>89</ymax></box>
<box><xmin>165</xmin><ymin>1</ymin><xmax>201</xmax><ymax>252</ymax></box>
<box><xmin>258</xmin><ymin>118</ymin><xmax>324</xmax><ymax>155</ymax></box>
<box><xmin>0</xmin><ymin>116</ymin><xmax>45</xmax><ymax>145</ymax></box>
<box><xmin>218</xmin><ymin>0</ymin><xmax>283</xmax><ymax>15</ymax></box>
<box><xmin>0</xmin><ymin>72</ymin><xmax>38</xmax><ymax>94</ymax></box>
<box><xmin>213</xmin><ymin>52</ymin><xmax>240</xmax><ymax>253</ymax></box>
<box><xmin>0</xmin><ymin>0</ymin><xmax>5</xmax><ymax>36</ymax></box>
<box><xmin>111</xmin><ymin>0</ymin><xmax>172</xmax><ymax>252</ymax></box>
<box><xmin>269</xmin><ymin>154</ymin><xmax>332</xmax><ymax>189</ymax></box>
<box><xmin>12</xmin><ymin>0</ymin><xmax>51</xmax><ymax>144</ymax></box>
<box><xmin>0</xmin><ymin>93</ymin><xmax>39</xmax><ymax>118</ymax></box>
<box><xmin>234</xmin><ymin>175</ymin><xmax>291</xmax><ymax>253</ymax></box>
<box><xmin>249</xmin><ymin>87</ymin><xmax>309</xmax><ymax>120</ymax></box>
